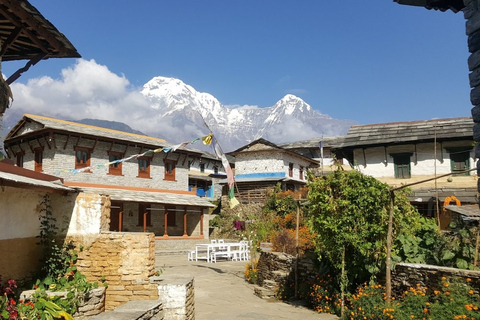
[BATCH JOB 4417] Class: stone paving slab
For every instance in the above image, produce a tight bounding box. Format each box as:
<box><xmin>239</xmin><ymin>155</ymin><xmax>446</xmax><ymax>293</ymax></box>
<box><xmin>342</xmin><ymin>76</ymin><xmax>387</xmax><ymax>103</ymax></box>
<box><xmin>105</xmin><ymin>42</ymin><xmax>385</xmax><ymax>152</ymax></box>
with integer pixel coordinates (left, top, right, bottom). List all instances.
<box><xmin>156</xmin><ymin>254</ymin><xmax>338</xmax><ymax>320</ymax></box>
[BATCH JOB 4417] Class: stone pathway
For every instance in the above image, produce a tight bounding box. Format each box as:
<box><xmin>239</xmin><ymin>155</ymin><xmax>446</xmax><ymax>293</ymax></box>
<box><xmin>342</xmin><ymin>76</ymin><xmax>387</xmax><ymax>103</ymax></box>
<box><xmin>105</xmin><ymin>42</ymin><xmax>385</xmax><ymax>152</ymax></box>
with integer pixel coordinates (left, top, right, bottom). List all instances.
<box><xmin>156</xmin><ymin>254</ymin><xmax>338</xmax><ymax>320</ymax></box>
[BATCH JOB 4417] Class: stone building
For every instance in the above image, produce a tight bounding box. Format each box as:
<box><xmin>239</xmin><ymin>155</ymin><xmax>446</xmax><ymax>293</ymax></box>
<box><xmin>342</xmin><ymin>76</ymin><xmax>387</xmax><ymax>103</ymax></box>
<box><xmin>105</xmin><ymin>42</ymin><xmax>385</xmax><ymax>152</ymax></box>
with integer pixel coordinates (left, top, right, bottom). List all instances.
<box><xmin>335</xmin><ymin>117</ymin><xmax>476</xmax><ymax>215</ymax></box>
<box><xmin>395</xmin><ymin>0</ymin><xmax>480</xmax><ymax>210</ymax></box>
<box><xmin>4</xmin><ymin>114</ymin><xmax>215</xmax><ymax>239</ymax></box>
<box><xmin>226</xmin><ymin>138</ymin><xmax>319</xmax><ymax>204</ymax></box>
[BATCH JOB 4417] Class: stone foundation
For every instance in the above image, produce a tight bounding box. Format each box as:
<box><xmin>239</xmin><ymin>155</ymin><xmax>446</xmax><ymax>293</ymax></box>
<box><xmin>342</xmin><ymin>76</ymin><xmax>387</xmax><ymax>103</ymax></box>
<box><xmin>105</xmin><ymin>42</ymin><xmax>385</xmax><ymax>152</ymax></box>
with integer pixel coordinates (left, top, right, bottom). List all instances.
<box><xmin>74</xmin><ymin>232</ymin><xmax>158</xmax><ymax>310</ymax></box>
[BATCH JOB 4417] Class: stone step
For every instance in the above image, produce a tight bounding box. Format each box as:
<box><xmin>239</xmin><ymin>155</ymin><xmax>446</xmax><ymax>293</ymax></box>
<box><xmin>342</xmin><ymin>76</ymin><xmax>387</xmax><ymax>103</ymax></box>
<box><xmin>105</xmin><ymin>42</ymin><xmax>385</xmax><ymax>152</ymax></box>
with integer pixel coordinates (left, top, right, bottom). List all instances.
<box><xmin>263</xmin><ymin>280</ymin><xmax>278</xmax><ymax>291</ymax></box>
<box><xmin>254</xmin><ymin>286</ymin><xmax>276</xmax><ymax>300</ymax></box>
<box><xmin>90</xmin><ymin>300</ymin><xmax>163</xmax><ymax>320</ymax></box>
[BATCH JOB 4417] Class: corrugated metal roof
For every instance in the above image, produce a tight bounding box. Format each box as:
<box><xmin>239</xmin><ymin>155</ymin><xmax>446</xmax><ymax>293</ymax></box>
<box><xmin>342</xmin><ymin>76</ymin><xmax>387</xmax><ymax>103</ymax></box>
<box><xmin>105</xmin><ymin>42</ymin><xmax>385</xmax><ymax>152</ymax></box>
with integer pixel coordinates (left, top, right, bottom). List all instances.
<box><xmin>445</xmin><ymin>205</ymin><xmax>480</xmax><ymax>219</ymax></box>
<box><xmin>80</xmin><ymin>187</ymin><xmax>215</xmax><ymax>208</ymax></box>
<box><xmin>340</xmin><ymin>117</ymin><xmax>473</xmax><ymax>148</ymax></box>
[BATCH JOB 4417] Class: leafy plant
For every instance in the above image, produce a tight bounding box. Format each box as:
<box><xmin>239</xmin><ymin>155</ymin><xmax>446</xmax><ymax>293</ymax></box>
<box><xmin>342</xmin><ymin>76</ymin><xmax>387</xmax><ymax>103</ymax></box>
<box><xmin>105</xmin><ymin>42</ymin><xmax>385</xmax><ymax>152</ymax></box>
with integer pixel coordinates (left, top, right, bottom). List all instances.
<box><xmin>244</xmin><ymin>260</ymin><xmax>258</xmax><ymax>284</ymax></box>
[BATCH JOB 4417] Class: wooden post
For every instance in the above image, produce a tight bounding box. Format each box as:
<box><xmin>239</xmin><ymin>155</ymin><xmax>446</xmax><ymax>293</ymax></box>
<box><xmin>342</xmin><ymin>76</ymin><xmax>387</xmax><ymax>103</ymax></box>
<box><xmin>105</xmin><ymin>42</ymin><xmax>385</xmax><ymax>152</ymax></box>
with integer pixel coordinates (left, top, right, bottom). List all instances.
<box><xmin>200</xmin><ymin>210</ymin><xmax>204</xmax><ymax>237</ymax></box>
<box><xmin>118</xmin><ymin>212</ymin><xmax>122</xmax><ymax>232</ymax></box>
<box><xmin>143</xmin><ymin>211</ymin><xmax>147</xmax><ymax>232</ymax></box>
<box><xmin>475</xmin><ymin>226</ymin><xmax>480</xmax><ymax>268</ymax></box>
<box><xmin>164</xmin><ymin>210</ymin><xmax>169</xmax><ymax>237</ymax></box>
<box><xmin>183</xmin><ymin>208</ymin><xmax>188</xmax><ymax>237</ymax></box>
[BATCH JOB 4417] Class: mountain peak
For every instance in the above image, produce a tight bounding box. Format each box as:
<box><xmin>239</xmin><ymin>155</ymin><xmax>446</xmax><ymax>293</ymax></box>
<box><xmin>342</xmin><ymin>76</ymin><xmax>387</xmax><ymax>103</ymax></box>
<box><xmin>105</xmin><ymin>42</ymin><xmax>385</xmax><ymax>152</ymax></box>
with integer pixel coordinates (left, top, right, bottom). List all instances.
<box><xmin>275</xmin><ymin>94</ymin><xmax>312</xmax><ymax>114</ymax></box>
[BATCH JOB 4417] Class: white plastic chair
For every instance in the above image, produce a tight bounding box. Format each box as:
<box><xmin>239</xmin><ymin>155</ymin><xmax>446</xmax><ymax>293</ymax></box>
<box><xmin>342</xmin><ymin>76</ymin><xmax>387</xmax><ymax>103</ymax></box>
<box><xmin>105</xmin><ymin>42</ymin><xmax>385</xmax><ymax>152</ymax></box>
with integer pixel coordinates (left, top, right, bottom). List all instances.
<box><xmin>187</xmin><ymin>250</ymin><xmax>196</xmax><ymax>261</ymax></box>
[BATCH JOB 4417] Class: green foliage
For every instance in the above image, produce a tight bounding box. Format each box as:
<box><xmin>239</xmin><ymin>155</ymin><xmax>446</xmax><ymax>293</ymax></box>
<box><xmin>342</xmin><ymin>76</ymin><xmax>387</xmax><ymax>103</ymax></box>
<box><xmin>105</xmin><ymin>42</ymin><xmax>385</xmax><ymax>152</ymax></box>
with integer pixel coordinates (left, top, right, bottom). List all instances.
<box><xmin>306</xmin><ymin>167</ymin><xmax>421</xmax><ymax>288</ymax></box>
<box><xmin>394</xmin><ymin>216</ymin><xmax>441</xmax><ymax>265</ymax></box>
<box><xmin>304</xmin><ymin>274</ymin><xmax>342</xmax><ymax>315</ymax></box>
<box><xmin>436</xmin><ymin>218</ymin><xmax>479</xmax><ymax>270</ymax></box>
<box><xmin>308</xmin><ymin>276</ymin><xmax>480</xmax><ymax>319</ymax></box>
<box><xmin>263</xmin><ymin>185</ymin><xmax>298</xmax><ymax>217</ymax></box>
<box><xmin>394</xmin><ymin>215</ymin><xmax>480</xmax><ymax>270</ymax></box>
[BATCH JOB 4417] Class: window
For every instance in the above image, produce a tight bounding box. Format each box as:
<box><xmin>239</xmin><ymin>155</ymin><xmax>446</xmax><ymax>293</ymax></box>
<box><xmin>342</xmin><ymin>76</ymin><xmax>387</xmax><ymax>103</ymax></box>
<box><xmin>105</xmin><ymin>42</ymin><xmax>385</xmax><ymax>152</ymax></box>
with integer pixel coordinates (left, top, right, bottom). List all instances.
<box><xmin>137</xmin><ymin>157</ymin><xmax>151</xmax><ymax>178</ymax></box>
<box><xmin>137</xmin><ymin>203</ymin><xmax>151</xmax><ymax>227</ymax></box>
<box><xmin>200</xmin><ymin>163</ymin><xmax>205</xmax><ymax>173</ymax></box>
<box><xmin>299</xmin><ymin>166</ymin><xmax>304</xmax><ymax>180</ymax></box>
<box><xmin>75</xmin><ymin>147</ymin><xmax>91</xmax><ymax>170</ymax></box>
<box><xmin>16</xmin><ymin>151</ymin><xmax>24</xmax><ymax>167</ymax></box>
<box><xmin>213</xmin><ymin>166</ymin><xmax>219</xmax><ymax>175</ymax></box>
<box><xmin>164</xmin><ymin>160</ymin><xmax>176</xmax><ymax>181</ymax></box>
<box><xmin>108</xmin><ymin>152</ymin><xmax>123</xmax><ymax>175</ymax></box>
<box><xmin>288</xmin><ymin>163</ymin><xmax>294</xmax><ymax>177</ymax></box>
<box><xmin>34</xmin><ymin>148</ymin><xmax>43</xmax><ymax>172</ymax></box>
<box><xmin>392</xmin><ymin>154</ymin><xmax>411</xmax><ymax>179</ymax></box>
<box><xmin>450</xmin><ymin>150</ymin><xmax>470</xmax><ymax>176</ymax></box>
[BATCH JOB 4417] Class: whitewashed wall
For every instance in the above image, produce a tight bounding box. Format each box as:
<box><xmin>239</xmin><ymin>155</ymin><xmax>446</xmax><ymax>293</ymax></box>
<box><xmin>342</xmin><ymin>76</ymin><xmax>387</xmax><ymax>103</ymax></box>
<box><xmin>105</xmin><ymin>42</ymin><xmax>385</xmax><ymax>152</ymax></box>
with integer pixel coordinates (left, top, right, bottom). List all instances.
<box><xmin>353</xmin><ymin>141</ymin><xmax>474</xmax><ymax>178</ymax></box>
<box><xmin>235</xmin><ymin>150</ymin><xmax>313</xmax><ymax>182</ymax></box>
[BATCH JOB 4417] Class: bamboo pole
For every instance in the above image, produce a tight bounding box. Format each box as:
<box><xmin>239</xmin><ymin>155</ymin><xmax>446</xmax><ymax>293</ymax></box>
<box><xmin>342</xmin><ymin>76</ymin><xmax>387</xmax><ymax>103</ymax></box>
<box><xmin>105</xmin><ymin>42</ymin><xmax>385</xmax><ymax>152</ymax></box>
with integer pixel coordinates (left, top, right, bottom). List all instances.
<box><xmin>386</xmin><ymin>190</ymin><xmax>395</xmax><ymax>303</ymax></box>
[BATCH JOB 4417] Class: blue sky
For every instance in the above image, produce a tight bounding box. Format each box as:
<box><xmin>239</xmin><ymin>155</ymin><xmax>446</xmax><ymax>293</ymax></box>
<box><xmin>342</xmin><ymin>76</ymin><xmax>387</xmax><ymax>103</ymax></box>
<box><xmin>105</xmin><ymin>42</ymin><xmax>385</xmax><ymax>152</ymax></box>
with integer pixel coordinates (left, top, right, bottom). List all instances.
<box><xmin>2</xmin><ymin>0</ymin><xmax>471</xmax><ymax>126</ymax></box>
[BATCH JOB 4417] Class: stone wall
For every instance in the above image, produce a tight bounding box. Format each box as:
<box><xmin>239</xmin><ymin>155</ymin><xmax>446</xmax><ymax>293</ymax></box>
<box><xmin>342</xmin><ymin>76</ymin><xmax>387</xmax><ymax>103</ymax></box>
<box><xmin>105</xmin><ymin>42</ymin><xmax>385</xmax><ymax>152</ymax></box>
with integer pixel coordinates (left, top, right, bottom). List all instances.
<box><xmin>256</xmin><ymin>251</ymin><xmax>317</xmax><ymax>298</ymax></box>
<box><xmin>74</xmin><ymin>232</ymin><xmax>158</xmax><ymax>311</ymax></box>
<box><xmin>392</xmin><ymin>263</ymin><xmax>480</xmax><ymax>296</ymax></box>
<box><xmin>156</xmin><ymin>277</ymin><xmax>194</xmax><ymax>320</ymax></box>
<box><xmin>257</xmin><ymin>253</ymin><xmax>480</xmax><ymax>302</ymax></box>
<box><xmin>465</xmin><ymin>0</ymin><xmax>480</xmax><ymax>203</ymax></box>
<box><xmin>74</xmin><ymin>287</ymin><xmax>106</xmax><ymax>319</ymax></box>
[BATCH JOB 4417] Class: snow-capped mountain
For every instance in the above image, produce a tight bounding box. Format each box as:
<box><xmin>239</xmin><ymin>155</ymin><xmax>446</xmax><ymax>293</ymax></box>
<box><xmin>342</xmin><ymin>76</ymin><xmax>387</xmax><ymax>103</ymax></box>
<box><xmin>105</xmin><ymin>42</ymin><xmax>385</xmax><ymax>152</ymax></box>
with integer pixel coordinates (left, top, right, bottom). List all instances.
<box><xmin>1</xmin><ymin>76</ymin><xmax>355</xmax><ymax>153</ymax></box>
<box><xmin>141</xmin><ymin>76</ymin><xmax>355</xmax><ymax>151</ymax></box>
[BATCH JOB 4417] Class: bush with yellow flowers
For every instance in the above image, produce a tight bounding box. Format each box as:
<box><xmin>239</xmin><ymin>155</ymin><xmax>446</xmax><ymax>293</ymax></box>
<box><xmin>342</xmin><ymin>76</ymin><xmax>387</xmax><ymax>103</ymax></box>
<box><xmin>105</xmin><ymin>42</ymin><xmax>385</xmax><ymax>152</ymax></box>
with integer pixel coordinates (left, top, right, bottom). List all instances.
<box><xmin>308</xmin><ymin>276</ymin><xmax>480</xmax><ymax>320</ymax></box>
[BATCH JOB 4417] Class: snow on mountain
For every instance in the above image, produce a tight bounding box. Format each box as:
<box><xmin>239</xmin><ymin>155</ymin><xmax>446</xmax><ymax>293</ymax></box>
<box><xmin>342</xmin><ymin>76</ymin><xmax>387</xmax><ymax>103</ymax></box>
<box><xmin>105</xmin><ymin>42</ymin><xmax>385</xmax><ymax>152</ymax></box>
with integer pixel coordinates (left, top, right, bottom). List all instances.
<box><xmin>140</xmin><ymin>76</ymin><xmax>355</xmax><ymax>151</ymax></box>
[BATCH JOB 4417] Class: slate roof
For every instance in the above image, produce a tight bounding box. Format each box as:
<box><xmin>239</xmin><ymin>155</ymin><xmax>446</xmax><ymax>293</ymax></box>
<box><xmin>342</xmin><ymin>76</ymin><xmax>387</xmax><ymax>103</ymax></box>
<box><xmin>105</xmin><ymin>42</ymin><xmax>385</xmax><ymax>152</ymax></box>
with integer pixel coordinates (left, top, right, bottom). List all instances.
<box><xmin>279</xmin><ymin>137</ymin><xmax>345</xmax><ymax>149</ymax></box>
<box><xmin>228</xmin><ymin>138</ymin><xmax>319</xmax><ymax>165</ymax></box>
<box><xmin>339</xmin><ymin>117</ymin><xmax>473</xmax><ymax>148</ymax></box>
<box><xmin>80</xmin><ymin>186</ymin><xmax>215</xmax><ymax>208</ymax></box>
<box><xmin>6</xmin><ymin>114</ymin><xmax>172</xmax><ymax>148</ymax></box>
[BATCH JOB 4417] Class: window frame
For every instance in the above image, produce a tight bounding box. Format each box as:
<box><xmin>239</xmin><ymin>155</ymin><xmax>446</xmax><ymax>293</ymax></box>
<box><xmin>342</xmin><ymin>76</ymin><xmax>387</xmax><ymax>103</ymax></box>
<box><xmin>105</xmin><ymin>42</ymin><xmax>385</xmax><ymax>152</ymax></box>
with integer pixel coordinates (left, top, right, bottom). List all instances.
<box><xmin>448</xmin><ymin>148</ymin><xmax>471</xmax><ymax>176</ymax></box>
<box><xmin>288</xmin><ymin>163</ymin><xmax>294</xmax><ymax>178</ymax></box>
<box><xmin>164</xmin><ymin>159</ymin><xmax>176</xmax><ymax>181</ymax></box>
<box><xmin>34</xmin><ymin>147</ymin><xmax>43</xmax><ymax>172</ymax></box>
<box><xmin>108</xmin><ymin>151</ymin><xmax>124</xmax><ymax>176</ymax></box>
<box><xmin>74</xmin><ymin>147</ymin><xmax>91</xmax><ymax>170</ymax></box>
<box><xmin>137</xmin><ymin>156</ymin><xmax>151</xmax><ymax>179</ymax></box>
<box><xmin>392</xmin><ymin>153</ymin><xmax>412</xmax><ymax>179</ymax></box>
<box><xmin>16</xmin><ymin>151</ymin><xmax>25</xmax><ymax>167</ymax></box>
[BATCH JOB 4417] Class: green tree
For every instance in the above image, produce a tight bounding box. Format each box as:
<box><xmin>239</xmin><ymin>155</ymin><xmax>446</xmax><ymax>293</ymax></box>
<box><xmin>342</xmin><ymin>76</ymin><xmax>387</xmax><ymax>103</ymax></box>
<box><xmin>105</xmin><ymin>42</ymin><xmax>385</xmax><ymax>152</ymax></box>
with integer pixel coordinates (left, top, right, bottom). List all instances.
<box><xmin>306</xmin><ymin>165</ymin><xmax>421</xmax><ymax>316</ymax></box>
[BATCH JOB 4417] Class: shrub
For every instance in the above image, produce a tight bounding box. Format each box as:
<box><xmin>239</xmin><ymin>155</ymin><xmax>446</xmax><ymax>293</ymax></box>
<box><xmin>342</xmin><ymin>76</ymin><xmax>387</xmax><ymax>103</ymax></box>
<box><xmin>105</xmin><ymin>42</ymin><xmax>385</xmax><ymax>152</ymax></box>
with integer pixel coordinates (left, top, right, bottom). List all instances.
<box><xmin>244</xmin><ymin>260</ymin><xmax>258</xmax><ymax>284</ymax></box>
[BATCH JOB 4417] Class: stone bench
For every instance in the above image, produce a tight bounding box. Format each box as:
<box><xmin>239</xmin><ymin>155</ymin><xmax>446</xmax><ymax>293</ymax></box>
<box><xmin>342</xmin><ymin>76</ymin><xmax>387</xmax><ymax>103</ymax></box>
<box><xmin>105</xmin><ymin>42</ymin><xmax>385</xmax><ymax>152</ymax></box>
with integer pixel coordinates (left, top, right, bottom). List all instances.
<box><xmin>90</xmin><ymin>300</ymin><xmax>163</xmax><ymax>320</ymax></box>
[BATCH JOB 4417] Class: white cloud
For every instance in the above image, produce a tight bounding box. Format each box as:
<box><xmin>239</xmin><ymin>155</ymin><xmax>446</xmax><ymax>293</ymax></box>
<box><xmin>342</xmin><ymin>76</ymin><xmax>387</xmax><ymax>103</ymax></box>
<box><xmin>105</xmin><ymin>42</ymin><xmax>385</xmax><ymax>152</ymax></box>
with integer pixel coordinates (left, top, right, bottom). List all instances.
<box><xmin>8</xmin><ymin>59</ymin><xmax>163</xmax><ymax>134</ymax></box>
<box><xmin>225</xmin><ymin>104</ymin><xmax>259</xmax><ymax>110</ymax></box>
